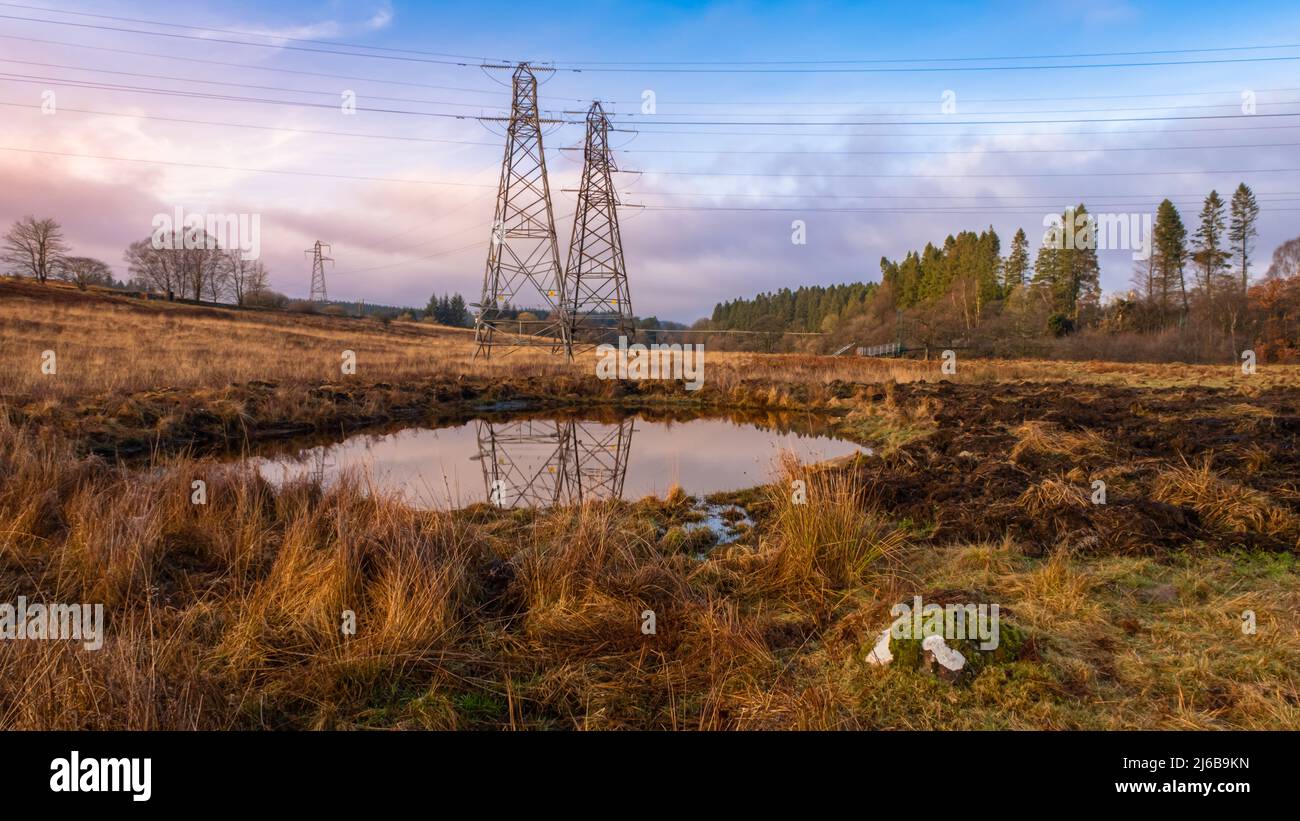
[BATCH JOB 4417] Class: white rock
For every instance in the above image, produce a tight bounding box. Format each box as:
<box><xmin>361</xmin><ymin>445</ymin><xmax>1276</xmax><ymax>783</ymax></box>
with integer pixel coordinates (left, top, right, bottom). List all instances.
<box><xmin>866</xmin><ymin>628</ymin><xmax>893</xmax><ymax>665</ymax></box>
<box><xmin>922</xmin><ymin>634</ymin><xmax>967</xmax><ymax>672</ymax></box>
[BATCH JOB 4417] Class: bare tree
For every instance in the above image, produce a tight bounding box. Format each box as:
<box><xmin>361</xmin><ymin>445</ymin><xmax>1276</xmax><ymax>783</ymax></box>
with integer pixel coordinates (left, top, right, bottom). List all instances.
<box><xmin>178</xmin><ymin>232</ymin><xmax>225</xmax><ymax>301</ymax></box>
<box><xmin>205</xmin><ymin>252</ymin><xmax>231</xmax><ymax>303</ymax></box>
<box><xmin>124</xmin><ymin>235</ymin><xmax>183</xmax><ymax>298</ymax></box>
<box><xmin>225</xmin><ymin>251</ymin><xmax>268</xmax><ymax>306</ymax></box>
<box><xmin>2</xmin><ymin>216</ymin><xmax>69</xmax><ymax>284</ymax></box>
<box><xmin>55</xmin><ymin>256</ymin><xmax>113</xmax><ymax>290</ymax></box>
<box><xmin>125</xmin><ymin>231</ymin><xmax>227</xmax><ymax>300</ymax></box>
<box><xmin>1266</xmin><ymin>236</ymin><xmax>1300</xmax><ymax>280</ymax></box>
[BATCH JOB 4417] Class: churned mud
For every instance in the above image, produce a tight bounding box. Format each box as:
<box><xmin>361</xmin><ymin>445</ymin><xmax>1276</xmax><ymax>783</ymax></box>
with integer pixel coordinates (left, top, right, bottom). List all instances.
<box><xmin>854</xmin><ymin>380</ymin><xmax>1299</xmax><ymax>556</ymax></box>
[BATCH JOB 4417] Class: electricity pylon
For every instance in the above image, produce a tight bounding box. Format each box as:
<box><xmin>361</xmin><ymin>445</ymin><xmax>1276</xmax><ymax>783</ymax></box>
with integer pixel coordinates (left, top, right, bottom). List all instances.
<box><xmin>475</xmin><ymin>62</ymin><xmax>570</xmax><ymax>358</ymax></box>
<box><xmin>305</xmin><ymin>241</ymin><xmax>333</xmax><ymax>303</ymax></box>
<box><xmin>565</xmin><ymin>101</ymin><xmax>634</xmax><ymax>348</ymax></box>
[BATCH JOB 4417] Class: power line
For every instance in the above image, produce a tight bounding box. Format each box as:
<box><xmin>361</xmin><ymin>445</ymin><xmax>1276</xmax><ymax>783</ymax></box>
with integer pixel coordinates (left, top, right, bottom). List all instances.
<box><xmin>568</xmin><ymin>140</ymin><xmax>1300</xmax><ymax>157</ymax></box>
<box><xmin>0</xmin><ymin>72</ymin><xmax>500</xmax><ymax>119</ymax></box>
<box><xmin>550</xmin><ymin>44</ymin><xmax>1300</xmax><ymax>67</ymax></box>
<box><xmin>630</xmin><ymin>190</ymin><xmax>1300</xmax><ymax>202</ymax></box>
<box><xmin>0</xmin><ymin>2</ymin><xmax>510</xmax><ymax>62</ymax></box>
<box><xmin>635</xmin><ymin>203</ymin><xmax>1300</xmax><ymax>213</ymax></box>
<box><xmin>8</xmin><ymin>70</ymin><xmax>1300</xmax><ymax>130</ymax></box>
<box><xmin>651</xmin><ymin>102</ymin><xmax>1300</xmax><ymax>119</ymax></box>
<box><xmin>4</xmin><ymin>132</ymin><xmax>1292</xmax><ymax>190</ymax></box>
<box><xmin>362</xmin><ymin>192</ymin><xmax>500</xmax><ymax>253</ymax></box>
<box><xmin>0</xmin><ymin>57</ymin><xmax>566</xmax><ymax>112</ymax></box>
<box><xmin>0</xmin><ymin>33</ymin><xmax>525</xmax><ymax>97</ymax></box>
<box><xmin>13</xmin><ymin>106</ymin><xmax>1282</xmax><ymax>199</ymax></box>
<box><xmin>635</xmin><ymin>166</ymin><xmax>1300</xmax><ymax>180</ymax></box>
<box><xmin>7</xmin><ymin>12</ymin><xmax>1300</xmax><ymax>74</ymax></box>
<box><xmin>548</xmin><ymin>55</ymin><xmax>1300</xmax><ymax>74</ymax></box>
<box><xmin>335</xmin><ymin>236</ymin><xmax>490</xmax><ymax>276</ymax></box>
<box><xmin>593</xmin><ymin>100</ymin><xmax>1300</xmax><ymax>119</ymax></box>
<box><xmin>8</xmin><ymin>99</ymin><xmax>1291</xmax><ymax>160</ymax></box>
<box><xmin>618</xmin><ymin>123</ymin><xmax>1300</xmax><ymax>138</ymax></box>
<box><xmin>0</xmin><ymin>145</ymin><xmax>501</xmax><ymax>187</ymax></box>
<box><xmin>15</xmin><ymin>55</ymin><xmax>1298</xmax><ymax>121</ymax></box>
<box><xmin>12</xmin><ymin>2</ymin><xmax>1300</xmax><ymax>71</ymax></box>
<box><xmin>9</xmin><ymin>96</ymin><xmax>1295</xmax><ymax>159</ymax></box>
<box><xmin>0</xmin><ymin>13</ymin><xmax>488</xmax><ymax>66</ymax></box>
<box><xmin>0</xmin><ymin>100</ymin><xmax>523</xmax><ymax>149</ymax></box>
<box><xmin>604</xmin><ymin>111</ymin><xmax>1300</xmax><ymax>126</ymax></box>
<box><xmin>597</xmin><ymin>87</ymin><xmax>1300</xmax><ymax>107</ymax></box>
<box><xmin>6</xmin><ymin>30</ymin><xmax>1293</xmax><ymax>113</ymax></box>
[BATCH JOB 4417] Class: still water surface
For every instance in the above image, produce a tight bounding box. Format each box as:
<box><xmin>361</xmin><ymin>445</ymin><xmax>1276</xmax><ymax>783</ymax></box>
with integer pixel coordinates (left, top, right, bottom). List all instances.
<box><xmin>252</xmin><ymin>413</ymin><xmax>862</xmax><ymax>510</ymax></box>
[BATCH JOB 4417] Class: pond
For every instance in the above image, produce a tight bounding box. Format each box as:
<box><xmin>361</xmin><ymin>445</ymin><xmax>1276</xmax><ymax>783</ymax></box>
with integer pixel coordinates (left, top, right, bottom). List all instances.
<box><xmin>250</xmin><ymin>410</ymin><xmax>865</xmax><ymax>510</ymax></box>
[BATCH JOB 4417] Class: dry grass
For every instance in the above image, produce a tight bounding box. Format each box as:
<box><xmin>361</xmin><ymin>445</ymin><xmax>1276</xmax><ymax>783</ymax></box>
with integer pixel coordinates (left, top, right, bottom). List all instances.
<box><xmin>1015</xmin><ymin>477</ymin><xmax>1094</xmax><ymax>517</ymax></box>
<box><xmin>886</xmin><ymin>541</ymin><xmax>1300</xmax><ymax>729</ymax></box>
<box><xmin>2</xmin><ymin>415</ymin><xmax>1295</xmax><ymax>730</ymax></box>
<box><xmin>1010</xmin><ymin>421</ymin><xmax>1114</xmax><ymax>463</ymax></box>
<box><xmin>1153</xmin><ymin>459</ymin><xmax>1299</xmax><ymax>545</ymax></box>
<box><xmin>756</xmin><ymin>453</ymin><xmax>906</xmax><ymax>595</ymax></box>
<box><xmin>0</xmin><ymin>421</ymin><xmax>901</xmax><ymax>730</ymax></box>
<box><xmin>5</xmin><ymin>279</ymin><xmax>1299</xmax><ymax>408</ymax></box>
<box><xmin>2</xmin><ymin>278</ymin><xmax>1298</xmax><ymax>730</ymax></box>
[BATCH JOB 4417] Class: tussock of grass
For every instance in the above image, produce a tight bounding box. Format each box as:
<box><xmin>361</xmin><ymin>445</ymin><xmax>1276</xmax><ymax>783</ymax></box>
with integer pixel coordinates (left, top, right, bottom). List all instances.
<box><xmin>1010</xmin><ymin>421</ymin><xmax>1112</xmax><ymax>463</ymax></box>
<box><xmin>756</xmin><ymin>454</ymin><xmax>905</xmax><ymax>596</ymax></box>
<box><xmin>1153</xmin><ymin>460</ymin><xmax>1298</xmax><ymax>544</ymax></box>
<box><xmin>1015</xmin><ymin>477</ymin><xmax>1092</xmax><ymax>516</ymax></box>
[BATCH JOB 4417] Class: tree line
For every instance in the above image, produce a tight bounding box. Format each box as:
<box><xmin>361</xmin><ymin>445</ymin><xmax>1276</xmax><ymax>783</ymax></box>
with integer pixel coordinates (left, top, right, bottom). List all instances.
<box><xmin>1</xmin><ymin>215</ymin><xmax>475</xmax><ymax>327</ymax></box>
<box><xmin>425</xmin><ymin>292</ymin><xmax>471</xmax><ymax>327</ymax></box>
<box><xmin>866</xmin><ymin>183</ymin><xmax>1295</xmax><ymax>360</ymax></box>
<box><xmin>707</xmin><ymin>282</ymin><xmax>879</xmax><ymax>334</ymax></box>
<box><xmin>1</xmin><ymin>214</ymin><xmax>274</xmax><ymax>305</ymax></box>
<box><xmin>699</xmin><ymin>182</ymin><xmax>1297</xmax><ymax>361</ymax></box>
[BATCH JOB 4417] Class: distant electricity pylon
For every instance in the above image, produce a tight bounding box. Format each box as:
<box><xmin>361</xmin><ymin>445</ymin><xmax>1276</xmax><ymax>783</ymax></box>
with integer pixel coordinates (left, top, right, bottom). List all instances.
<box><xmin>309</xmin><ymin>446</ymin><xmax>332</xmax><ymax>486</ymax></box>
<box><xmin>475</xmin><ymin>62</ymin><xmax>571</xmax><ymax>359</ymax></box>
<box><xmin>305</xmin><ymin>240</ymin><xmax>333</xmax><ymax>303</ymax></box>
<box><xmin>565</xmin><ymin>101</ymin><xmax>634</xmax><ymax>348</ymax></box>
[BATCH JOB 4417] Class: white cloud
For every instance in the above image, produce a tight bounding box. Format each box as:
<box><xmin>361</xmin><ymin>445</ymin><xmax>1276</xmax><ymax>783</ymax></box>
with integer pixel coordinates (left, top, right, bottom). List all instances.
<box><xmin>366</xmin><ymin>2</ymin><xmax>395</xmax><ymax>32</ymax></box>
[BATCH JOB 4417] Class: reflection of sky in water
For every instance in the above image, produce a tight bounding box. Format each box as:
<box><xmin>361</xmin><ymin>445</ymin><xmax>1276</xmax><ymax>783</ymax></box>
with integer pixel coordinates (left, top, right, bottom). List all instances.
<box><xmin>252</xmin><ymin>417</ymin><xmax>861</xmax><ymax>510</ymax></box>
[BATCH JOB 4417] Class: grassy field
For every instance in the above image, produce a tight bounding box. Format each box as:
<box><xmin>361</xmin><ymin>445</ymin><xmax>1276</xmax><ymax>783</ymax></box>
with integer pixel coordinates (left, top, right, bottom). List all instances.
<box><xmin>1</xmin><ymin>277</ymin><xmax>1298</xmax><ymax>729</ymax></box>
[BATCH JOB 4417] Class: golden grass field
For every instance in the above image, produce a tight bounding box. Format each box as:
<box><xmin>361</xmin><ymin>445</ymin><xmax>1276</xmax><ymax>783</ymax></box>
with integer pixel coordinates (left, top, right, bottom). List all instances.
<box><xmin>3</xmin><ymin>278</ymin><xmax>1292</xmax><ymax>403</ymax></box>
<box><xmin>1</xmin><ymin>277</ymin><xmax>1298</xmax><ymax>729</ymax></box>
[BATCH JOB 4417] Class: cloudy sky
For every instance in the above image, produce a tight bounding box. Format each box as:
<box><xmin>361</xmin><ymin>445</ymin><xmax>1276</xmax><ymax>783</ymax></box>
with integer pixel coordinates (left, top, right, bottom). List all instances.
<box><xmin>2</xmin><ymin>0</ymin><xmax>1299</xmax><ymax>322</ymax></box>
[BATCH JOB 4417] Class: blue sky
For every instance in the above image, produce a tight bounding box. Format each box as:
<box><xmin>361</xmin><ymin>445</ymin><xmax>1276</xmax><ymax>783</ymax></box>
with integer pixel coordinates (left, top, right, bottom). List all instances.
<box><xmin>3</xmin><ymin>0</ymin><xmax>1299</xmax><ymax>320</ymax></box>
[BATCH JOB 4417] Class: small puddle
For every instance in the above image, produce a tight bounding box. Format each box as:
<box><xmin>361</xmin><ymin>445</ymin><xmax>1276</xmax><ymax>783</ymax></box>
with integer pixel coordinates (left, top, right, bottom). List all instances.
<box><xmin>248</xmin><ymin>410</ymin><xmax>864</xmax><ymax>511</ymax></box>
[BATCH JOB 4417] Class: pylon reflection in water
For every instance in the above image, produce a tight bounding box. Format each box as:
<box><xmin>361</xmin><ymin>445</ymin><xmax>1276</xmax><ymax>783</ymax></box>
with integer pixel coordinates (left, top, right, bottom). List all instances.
<box><xmin>475</xmin><ymin>417</ymin><xmax>634</xmax><ymax>509</ymax></box>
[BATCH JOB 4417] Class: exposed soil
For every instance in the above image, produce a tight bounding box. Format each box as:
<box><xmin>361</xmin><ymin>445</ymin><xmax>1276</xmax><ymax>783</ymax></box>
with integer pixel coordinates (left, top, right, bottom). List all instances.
<box><xmin>857</xmin><ymin>380</ymin><xmax>1300</xmax><ymax>556</ymax></box>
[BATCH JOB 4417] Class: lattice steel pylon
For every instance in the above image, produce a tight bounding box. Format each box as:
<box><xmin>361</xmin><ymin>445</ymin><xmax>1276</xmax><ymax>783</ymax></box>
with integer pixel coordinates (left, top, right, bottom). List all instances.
<box><xmin>305</xmin><ymin>240</ymin><xmax>333</xmax><ymax>303</ymax></box>
<box><xmin>475</xmin><ymin>63</ymin><xmax>570</xmax><ymax>358</ymax></box>
<box><xmin>565</xmin><ymin>101</ymin><xmax>634</xmax><ymax>348</ymax></box>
